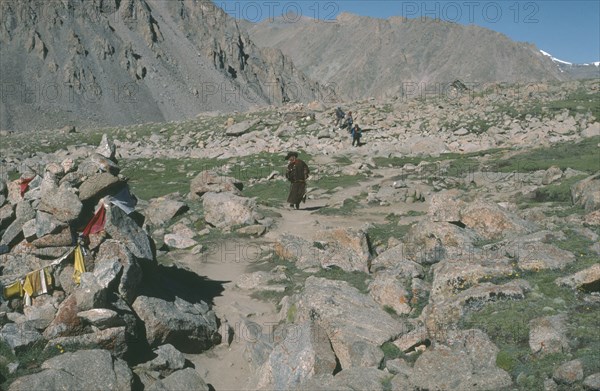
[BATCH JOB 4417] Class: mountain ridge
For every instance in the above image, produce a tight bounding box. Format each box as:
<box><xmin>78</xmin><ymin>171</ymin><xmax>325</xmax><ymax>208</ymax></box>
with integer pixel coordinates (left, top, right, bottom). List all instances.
<box><xmin>246</xmin><ymin>12</ymin><xmax>569</xmax><ymax>100</ymax></box>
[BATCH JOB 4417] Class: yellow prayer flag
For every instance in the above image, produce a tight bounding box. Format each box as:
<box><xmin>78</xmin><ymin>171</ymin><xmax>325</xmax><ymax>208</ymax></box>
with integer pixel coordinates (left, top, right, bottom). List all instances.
<box><xmin>73</xmin><ymin>245</ymin><xmax>86</xmax><ymax>284</ymax></box>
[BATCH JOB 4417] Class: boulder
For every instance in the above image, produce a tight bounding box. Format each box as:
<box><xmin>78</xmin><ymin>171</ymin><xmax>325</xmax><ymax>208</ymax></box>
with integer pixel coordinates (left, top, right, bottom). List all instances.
<box><xmin>274</xmin><ymin>234</ymin><xmax>322</xmax><ymax>270</ymax></box>
<box><xmin>38</xmin><ymin>182</ymin><xmax>82</xmax><ymax>223</ymax></box>
<box><xmin>46</xmin><ymin>327</ymin><xmax>128</xmax><ymax>358</ymax></box>
<box><xmin>315</xmin><ymin>228</ymin><xmax>371</xmax><ymax>273</ymax></box>
<box><xmin>0</xmin><ymin>322</ymin><xmax>44</xmax><ymax>354</ymax></box>
<box><xmin>460</xmin><ymin>200</ymin><xmax>536</xmax><ymax>240</ymax></box>
<box><xmin>136</xmin><ymin>344</ymin><xmax>186</xmax><ymax>376</ymax></box>
<box><xmin>202</xmin><ymin>192</ymin><xmax>256</xmax><ymax>229</ymax></box>
<box><xmin>43</xmin><ymin>294</ymin><xmax>85</xmax><ymax>339</ymax></box>
<box><xmin>529</xmin><ymin>315</ymin><xmax>570</xmax><ymax>355</ymax></box>
<box><xmin>553</xmin><ymin>359</ymin><xmax>584</xmax><ymax>385</ymax></box>
<box><xmin>190</xmin><ymin>170</ymin><xmax>243</xmax><ymax>197</ymax></box>
<box><xmin>77</xmin><ymin>309</ymin><xmax>124</xmax><ymax>330</ymax></box>
<box><xmin>95</xmin><ymin>134</ymin><xmax>116</xmax><ymax>160</ymax></box>
<box><xmin>34</xmin><ymin>210</ymin><xmax>66</xmax><ymax>238</ymax></box>
<box><xmin>408</xmin><ymin>329</ymin><xmax>512</xmax><ymax>390</ymax></box>
<box><xmin>556</xmin><ymin>263</ymin><xmax>600</xmax><ymax>293</ymax></box>
<box><xmin>402</xmin><ymin>221</ymin><xmax>481</xmax><ymax>265</ymax></box>
<box><xmin>131</xmin><ymin>295</ymin><xmax>220</xmax><ymax>353</ymax></box>
<box><xmin>572</xmin><ymin>173</ymin><xmax>600</xmax><ymax>212</ymax></box>
<box><xmin>253</xmin><ymin>321</ymin><xmax>337</xmax><ymax>390</ymax></box>
<box><xmin>104</xmin><ymin>205</ymin><xmax>154</xmax><ymax>262</ymax></box>
<box><xmin>0</xmin><ymin>203</ymin><xmax>15</xmax><ymax>230</ymax></box>
<box><xmin>369</xmin><ymin>243</ymin><xmax>424</xmax><ymax>277</ymax></box>
<box><xmin>145</xmin><ymin>198</ymin><xmax>188</xmax><ymax>226</ymax></box>
<box><xmin>225</xmin><ymin>119</ymin><xmax>259</xmax><ymax>136</ymax></box>
<box><xmin>368</xmin><ymin>274</ymin><xmax>411</xmax><ymax>315</ymax></box>
<box><xmin>7</xmin><ymin>349</ymin><xmax>133</xmax><ymax>391</ymax></box>
<box><xmin>289</xmin><ymin>277</ymin><xmax>406</xmax><ymax>368</ymax></box>
<box><xmin>78</xmin><ymin>173</ymin><xmax>121</xmax><ymax>202</ymax></box>
<box><xmin>163</xmin><ymin>233</ymin><xmax>197</xmax><ymax>249</ymax></box>
<box><xmin>583</xmin><ymin>373</ymin><xmax>600</xmax><ymax>390</ymax></box>
<box><xmin>96</xmin><ymin>240</ymin><xmax>142</xmax><ymax>304</ymax></box>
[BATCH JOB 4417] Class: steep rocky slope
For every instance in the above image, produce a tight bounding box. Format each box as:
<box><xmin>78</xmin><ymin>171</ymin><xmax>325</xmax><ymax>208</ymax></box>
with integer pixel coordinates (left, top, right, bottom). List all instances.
<box><xmin>0</xmin><ymin>0</ymin><xmax>325</xmax><ymax>131</ymax></box>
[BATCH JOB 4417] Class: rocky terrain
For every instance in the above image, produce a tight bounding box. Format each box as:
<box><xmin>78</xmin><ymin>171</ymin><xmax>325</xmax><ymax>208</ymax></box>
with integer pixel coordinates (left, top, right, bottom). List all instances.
<box><xmin>247</xmin><ymin>13</ymin><xmax>567</xmax><ymax>101</ymax></box>
<box><xmin>0</xmin><ymin>78</ymin><xmax>599</xmax><ymax>390</ymax></box>
<box><xmin>0</xmin><ymin>0</ymin><xmax>325</xmax><ymax>132</ymax></box>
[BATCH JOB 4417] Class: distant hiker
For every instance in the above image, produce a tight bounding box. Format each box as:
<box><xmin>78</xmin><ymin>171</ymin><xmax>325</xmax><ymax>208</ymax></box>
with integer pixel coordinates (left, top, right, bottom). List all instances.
<box><xmin>351</xmin><ymin>124</ymin><xmax>362</xmax><ymax>147</ymax></box>
<box><xmin>342</xmin><ymin>111</ymin><xmax>353</xmax><ymax>130</ymax></box>
<box><xmin>334</xmin><ymin>107</ymin><xmax>345</xmax><ymax>126</ymax></box>
<box><xmin>285</xmin><ymin>151</ymin><xmax>310</xmax><ymax>210</ymax></box>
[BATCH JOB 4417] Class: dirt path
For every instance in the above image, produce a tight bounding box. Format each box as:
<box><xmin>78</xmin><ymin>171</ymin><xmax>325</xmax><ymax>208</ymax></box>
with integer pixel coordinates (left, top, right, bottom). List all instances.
<box><xmin>177</xmin><ymin>166</ymin><xmax>430</xmax><ymax>390</ymax></box>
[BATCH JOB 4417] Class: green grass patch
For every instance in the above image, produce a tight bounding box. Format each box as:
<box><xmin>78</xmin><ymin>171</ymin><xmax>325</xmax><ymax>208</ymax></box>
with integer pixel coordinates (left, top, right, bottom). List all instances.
<box><xmin>489</xmin><ymin>136</ymin><xmax>600</xmax><ymax>174</ymax></box>
<box><xmin>244</xmin><ymin>181</ymin><xmax>289</xmax><ymax>207</ymax></box>
<box><xmin>368</xmin><ymin>214</ymin><xmax>413</xmax><ymax>245</ymax></box>
<box><xmin>120</xmin><ymin>157</ymin><xmax>222</xmax><ymax>200</ymax></box>
<box><xmin>314</xmin><ymin>267</ymin><xmax>370</xmax><ymax>293</ymax></box>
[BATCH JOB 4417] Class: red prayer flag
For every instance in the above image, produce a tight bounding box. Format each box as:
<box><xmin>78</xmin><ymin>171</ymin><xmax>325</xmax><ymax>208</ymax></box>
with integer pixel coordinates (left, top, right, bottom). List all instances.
<box><xmin>20</xmin><ymin>177</ymin><xmax>34</xmax><ymax>197</ymax></box>
<box><xmin>82</xmin><ymin>205</ymin><xmax>106</xmax><ymax>238</ymax></box>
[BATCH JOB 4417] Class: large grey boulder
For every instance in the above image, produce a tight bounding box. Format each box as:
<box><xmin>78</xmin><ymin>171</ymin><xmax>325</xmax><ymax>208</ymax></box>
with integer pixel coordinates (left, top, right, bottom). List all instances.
<box><xmin>288</xmin><ymin>276</ymin><xmax>406</xmax><ymax>368</ymax></box>
<box><xmin>131</xmin><ymin>295</ymin><xmax>221</xmax><ymax>353</ymax></box>
<box><xmin>77</xmin><ymin>309</ymin><xmax>125</xmax><ymax>330</ymax></box>
<box><xmin>202</xmin><ymin>192</ymin><xmax>256</xmax><ymax>229</ymax></box>
<box><xmin>583</xmin><ymin>373</ymin><xmax>600</xmax><ymax>390</ymax></box>
<box><xmin>402</xmin><ymin>221</ymin><xmax>481</xmax><ymax>265</ymax></box>
<box><xmin>45</xmin><ymin>327</ymin><xmax>128</xmax><ymax>358</ymax></box>
<box><xmin>78</xmin><ymin>173</ymin><xmax>121</xmax><ymax>202</ymax></box>
<box><xmin>7</xmin><ymin>349</ymin><xmax>133</xmax><ymax>391</ymax></box>
<box><xmin>556</xmin><ymin>263</ymin><xmax>600</xmax><ymax>293</ymax></box>
<box><xmin>369</xmin><ymin>243</ymin><xmax>424</xmax><ymax>277</ymax></box>
<box><xmin>408</xmin><ymin>329</ymin><xmax>512</xmax><ymax>390</ymax></box>
<box><xmin>0</xmin><ymin>322</ymin><xmax>44</xmax><ymax>353</ymax></box>
<box><xmin>96</xmin><ymin>134</ymin><xmax>117</xmax><ymax>160</ymax></box>
<box><xmin>315</xmin><ymin>227</ymin><xmax>371</xmax><ymax>273</ymax></box>
<box><xmin>571</xmin><ymin>173</ymin><xmax>600</xmax><ymax>212</ymax></box>
<box><xmin>146</xmin><ymin>368</ymin><xmax>209</xmax><ymax>391</ymax></box>
<box><xmin>104</xmin><ymin>205</ymin><xmax>154</xmax><ymax>262</ymax></box>
<box><xmin>460</xmin><ymin>200</ymin><xmax>536</xmax><ymax>240</ymax></box>
<box><xmin>224</xmin><ymin>119</ymin><xmax>260</xmax><ymax>136</ymax></box>
<box><xmin>368</xmin><ymin>274</ymin><xmax>411</xmax><ymax>315</ymax></box>
<box><xmin>0</xmin><ymin>203</ymin><xmax>15</xmax><ymax>230</ymax></box>
<box><xmin>136</xmin><ymin>344</ymin><xmax>186</xmax><ymax>376</ymax></box>
<box><xmin>38</xmin><ymin>182</ymin><xmax>82</xmax><ymax>223</ymax></box>
<box><xmin>254</xmin><ymin>321</ymin><xmax>337</xmax><ymax>390</ymax></box>
<box><xmin>96</xmin><ymin>240</ymin><xmax>142</xmax><ymax>304</ymax></box>
<box><xmin>34</xmin><ymin>210</ymin><xmax>66</xmax><ymax>238</ymax></box>
<box><xmin>274</xmin><ymin>234</ymin><xmax>322</xmax><ymax>270</ymax></box>
<box><xmin>553</xmin><ymin>359</ymin><xmax>584</xmax><ymax>385</ymax></box>
<box><xmin>145</xmin><ymin>198</ymin><xmax>188</xmax><ymax>226</ymax></box>
<box><xmin>529</xmin><ymin>315</ymin><xmax>570</xmax><ymax>355</ymax></box>
<box><xmin>190</xmin><ymin>170</ymin><xmax>243</xmax><ymax>197</ymax></box>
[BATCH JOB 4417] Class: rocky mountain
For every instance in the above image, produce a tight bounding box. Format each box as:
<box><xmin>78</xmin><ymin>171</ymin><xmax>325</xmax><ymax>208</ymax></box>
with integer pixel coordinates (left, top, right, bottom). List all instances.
<box><xmin>0</xmin><ymin>0</ymin><xmax>326</xmax><ymax>132</ymax></box>
<box><xmin>247</xmin><ymin>13</ymin><xmax>568</xmax><ymax>101</ymax></box>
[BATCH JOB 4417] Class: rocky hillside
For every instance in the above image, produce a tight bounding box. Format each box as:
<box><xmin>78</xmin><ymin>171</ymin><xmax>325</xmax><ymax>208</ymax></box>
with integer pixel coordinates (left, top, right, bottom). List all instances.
<box><xmin>247</xmin><ymin>13</ymin><xmax>568</xmax><ymax>101</ymax></box>
<box><xmin>0</xmin><ymin>79</ymin><xmax>599</xmax><ymax>390</ymax></box>
<box><xmin>0</xmin><ymin>0</ymin><xmax>326</xmax><ymax>132</ymax></box>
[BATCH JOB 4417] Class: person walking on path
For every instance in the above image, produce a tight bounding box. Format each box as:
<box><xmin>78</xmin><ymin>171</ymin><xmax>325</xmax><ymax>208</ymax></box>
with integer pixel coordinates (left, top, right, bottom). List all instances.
<box><xmin>351</xmin><ymin>124</ymin><xmax>362</xmax><ymax>146</ymax></box>
<box><xmin>284</xmin><ymin>151</ymin><xmax>310</xmax><ymax>210</ymax></box>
